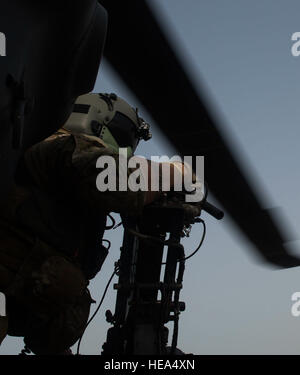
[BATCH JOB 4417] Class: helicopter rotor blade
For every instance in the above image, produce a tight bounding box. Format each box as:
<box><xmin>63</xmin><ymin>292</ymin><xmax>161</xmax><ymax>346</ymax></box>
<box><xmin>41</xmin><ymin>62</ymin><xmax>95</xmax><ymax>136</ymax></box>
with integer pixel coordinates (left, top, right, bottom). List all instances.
<box><xmin>100</xmin><ymin>0</ymin><xmax>300</xmax><ymax>268</ymax></box>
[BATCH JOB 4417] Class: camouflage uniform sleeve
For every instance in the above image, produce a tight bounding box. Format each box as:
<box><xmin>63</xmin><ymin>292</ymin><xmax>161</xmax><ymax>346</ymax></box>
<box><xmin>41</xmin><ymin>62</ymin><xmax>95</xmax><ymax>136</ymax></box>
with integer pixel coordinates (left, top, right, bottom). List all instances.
<box><xmin>23</xmin><ymin>131</ymin><xmax>146</xmax><ymax>216</ymax></box>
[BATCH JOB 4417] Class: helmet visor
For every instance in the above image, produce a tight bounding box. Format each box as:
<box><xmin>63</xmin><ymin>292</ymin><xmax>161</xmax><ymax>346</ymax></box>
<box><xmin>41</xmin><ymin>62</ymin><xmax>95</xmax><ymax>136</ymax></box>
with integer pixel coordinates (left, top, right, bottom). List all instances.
<box><xmin>106</xmin><ymin>112</ymin><xmax>139</xmax><ymax>151</ymax></box>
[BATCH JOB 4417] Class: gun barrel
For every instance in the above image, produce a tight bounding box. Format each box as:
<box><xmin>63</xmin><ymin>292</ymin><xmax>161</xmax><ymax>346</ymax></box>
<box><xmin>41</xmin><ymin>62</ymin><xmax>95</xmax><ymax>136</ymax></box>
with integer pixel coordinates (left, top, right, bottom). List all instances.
<box><xmin>202</xmin><ymin>201</ymin><xmax>224</xmax><ymax>220</ymax></box>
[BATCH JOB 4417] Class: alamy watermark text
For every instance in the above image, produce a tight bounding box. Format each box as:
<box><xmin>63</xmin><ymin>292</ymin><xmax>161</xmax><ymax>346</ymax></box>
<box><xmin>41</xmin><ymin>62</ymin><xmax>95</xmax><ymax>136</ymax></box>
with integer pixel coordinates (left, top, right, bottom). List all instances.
<box><xmin>0</xmin><ymin>32</ymin><xmax>6</xmax><ymax>56</ymax></box>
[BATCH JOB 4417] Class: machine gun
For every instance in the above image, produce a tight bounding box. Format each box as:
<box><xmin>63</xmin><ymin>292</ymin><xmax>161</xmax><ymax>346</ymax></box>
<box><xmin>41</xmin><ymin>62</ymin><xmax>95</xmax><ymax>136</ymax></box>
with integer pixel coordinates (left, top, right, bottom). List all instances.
<box><xmin>101</xmin><ymin>190</ymin><xmax>224</xmax><ymax>355</ymax></box>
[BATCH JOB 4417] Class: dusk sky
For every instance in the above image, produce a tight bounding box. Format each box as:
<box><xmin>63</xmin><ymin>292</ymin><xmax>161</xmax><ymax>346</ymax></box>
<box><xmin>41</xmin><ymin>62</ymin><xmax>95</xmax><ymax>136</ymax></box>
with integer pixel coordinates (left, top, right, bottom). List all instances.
<box><xmin>2</xmin><ymin>0</ymin><xmax>300</xmax><ymax>355</ymax></box>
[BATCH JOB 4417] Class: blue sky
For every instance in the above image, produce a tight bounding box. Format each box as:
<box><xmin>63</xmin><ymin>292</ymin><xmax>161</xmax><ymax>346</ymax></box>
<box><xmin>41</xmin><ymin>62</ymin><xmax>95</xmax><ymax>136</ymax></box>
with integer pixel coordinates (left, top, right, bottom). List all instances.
<box><xmin>2</xmin><ymin>0</ymin><xmax>300</xmax><ymax>355</ymax></box>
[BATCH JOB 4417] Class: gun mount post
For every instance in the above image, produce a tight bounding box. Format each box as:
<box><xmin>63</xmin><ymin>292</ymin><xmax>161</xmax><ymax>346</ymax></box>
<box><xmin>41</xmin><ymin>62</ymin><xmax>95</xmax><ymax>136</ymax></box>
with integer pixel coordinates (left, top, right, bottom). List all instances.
<box><xmin>102</xmin><ymin>205</ymin><xmax>187</xmax><ymax>355</ymax></box>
